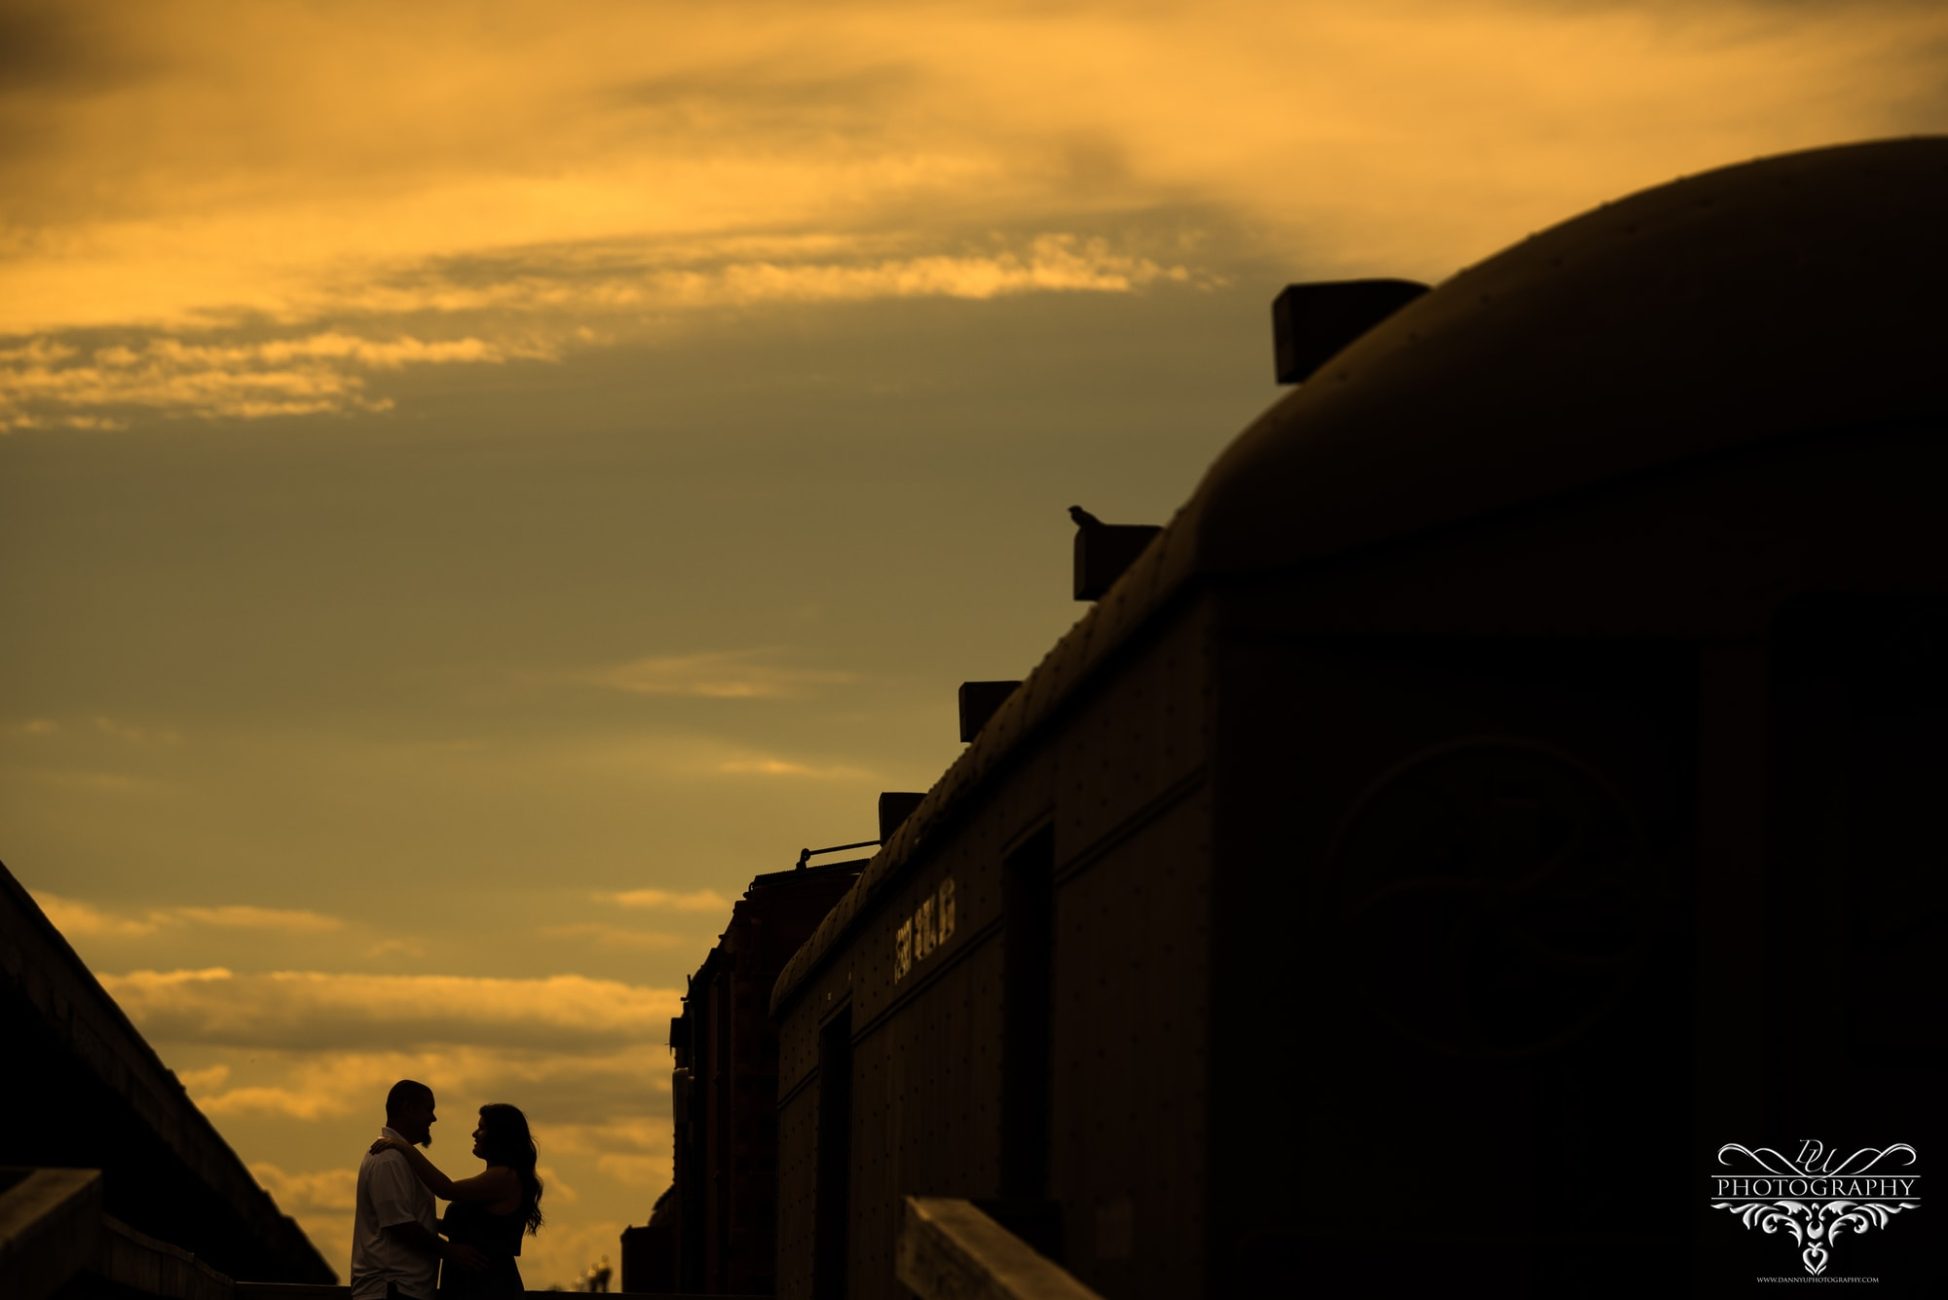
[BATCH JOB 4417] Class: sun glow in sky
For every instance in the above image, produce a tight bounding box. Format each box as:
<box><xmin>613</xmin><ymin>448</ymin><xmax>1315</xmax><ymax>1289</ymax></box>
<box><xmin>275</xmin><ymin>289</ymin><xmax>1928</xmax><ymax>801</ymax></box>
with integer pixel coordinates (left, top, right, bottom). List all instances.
<box><xmin>6</xmin><ymin>0</ymin><xmax>1947</xmax><ymax>1286</ymax></box>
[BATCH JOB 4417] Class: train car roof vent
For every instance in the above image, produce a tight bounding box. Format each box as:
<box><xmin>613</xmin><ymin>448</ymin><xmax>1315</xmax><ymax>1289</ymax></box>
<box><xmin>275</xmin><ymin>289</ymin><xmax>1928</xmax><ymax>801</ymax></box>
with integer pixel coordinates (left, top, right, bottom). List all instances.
<box><xmin>878</xmin><ymin>791</ymin><xmax>925</xmax><ymax>841</ymax></box>
<box><xmin>1272</xmin><ymin>278</ymin><xmax>1429</xmax><ymax>384</ymax></box>
<box><xmin>1070</xmin><ymin>504</ymin><xmax>1161</xmax><ymax>601</ymax></box>
<box><xmin>958</xmin><ymin>680</ymin><xmax>1022</xmax><ymax>742</ymax></box>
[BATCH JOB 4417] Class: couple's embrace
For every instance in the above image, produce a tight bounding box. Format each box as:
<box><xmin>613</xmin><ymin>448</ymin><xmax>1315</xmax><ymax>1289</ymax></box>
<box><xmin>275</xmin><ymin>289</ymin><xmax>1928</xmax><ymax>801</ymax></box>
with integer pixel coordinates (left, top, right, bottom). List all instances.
<box><xmin>350</xmin><ymin>1079</ymin><xmax>544</xmax><ymax>1299</ymax></box>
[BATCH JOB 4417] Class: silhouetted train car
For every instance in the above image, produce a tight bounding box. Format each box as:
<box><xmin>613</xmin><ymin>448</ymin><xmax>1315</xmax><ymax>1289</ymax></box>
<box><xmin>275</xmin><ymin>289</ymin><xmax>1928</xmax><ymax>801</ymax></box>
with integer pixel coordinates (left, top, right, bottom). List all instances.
<box><xmin>649</xmin><ymin>855</ymin><xmax>865</xmax><ymax>1296</ymax></box>
<box><xmin>767</xmin><ymin>138</ymin><xmax>1948</xmax><ymax>1298</ymax></box>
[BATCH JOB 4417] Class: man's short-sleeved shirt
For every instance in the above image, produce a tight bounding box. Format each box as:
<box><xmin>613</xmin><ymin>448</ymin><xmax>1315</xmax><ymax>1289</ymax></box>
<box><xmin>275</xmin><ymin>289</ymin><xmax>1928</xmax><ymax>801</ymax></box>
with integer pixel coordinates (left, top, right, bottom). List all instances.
<box><xmin>349</xmin><ymin>1126</ymin><xmax>439</xmax><ymax>1300</ymax></box>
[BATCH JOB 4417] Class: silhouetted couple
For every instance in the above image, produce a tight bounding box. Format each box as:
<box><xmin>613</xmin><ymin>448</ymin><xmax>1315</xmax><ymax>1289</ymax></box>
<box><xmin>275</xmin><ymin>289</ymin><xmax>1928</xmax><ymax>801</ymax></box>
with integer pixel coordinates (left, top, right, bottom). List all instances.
<box><xmin>350</xmin><ymin>1079</ymin><xmax>544</xmax><ymax>1299</ymax></box>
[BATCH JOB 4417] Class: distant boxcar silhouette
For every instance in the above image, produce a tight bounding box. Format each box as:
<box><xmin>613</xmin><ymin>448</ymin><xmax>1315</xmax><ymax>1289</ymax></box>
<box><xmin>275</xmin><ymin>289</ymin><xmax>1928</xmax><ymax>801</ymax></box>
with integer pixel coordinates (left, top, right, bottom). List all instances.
<box><xmin>653</xmin><ymin>855</ymin><xmax>865</xmax><ymax>1295</ymax></box>
<box><xmin>663</xmin><ymin>138</ymin><xmax>1947</xmax><ymax>1299</ymax></box>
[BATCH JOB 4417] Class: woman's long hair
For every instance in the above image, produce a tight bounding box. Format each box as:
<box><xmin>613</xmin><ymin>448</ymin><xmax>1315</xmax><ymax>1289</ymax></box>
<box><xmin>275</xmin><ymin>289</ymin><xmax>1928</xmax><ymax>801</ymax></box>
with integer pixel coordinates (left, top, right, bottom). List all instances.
<box><xmin>476</xmin><ymin>1103</ymin><xmax>544</xmax><ymax>1235</ymax></box>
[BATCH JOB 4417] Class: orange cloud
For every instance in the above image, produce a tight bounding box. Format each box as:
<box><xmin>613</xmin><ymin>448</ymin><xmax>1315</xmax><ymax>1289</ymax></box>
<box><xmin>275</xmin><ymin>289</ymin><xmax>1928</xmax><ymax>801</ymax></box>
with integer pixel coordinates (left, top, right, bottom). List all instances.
<box><xmin>32</xmin><ymin>894</ymin><xmax>345</xmax><ymax>939</ymax></box>
<box><xmin>602</xmin><ymin>888</ymin><xmax>732</xmax><ymax>914</ymax></box>
<box><xmin>98</xmin><ymin>969</ymin><xmax>683</xmax><ymax>1050</ymax></box>
<box><xmin>172</xmin><ymin>906</ymin><xmax>344</xmax><ymax>934</ymax></box>
<box><xmin>522</xmin><ymin>713</ymin><xmax>881</xmax><ymax>789</ymax></box>
<box><xmin>579</xmin><ymin>650</ymin><xmax>860</xmax><ymax>700</ymax></box>
<box><xmin>174</xmin><ymin>1063</ymin><xmax>232</xmax><ymax>1095</ymax></box>
<box><xmin>8</xmin><ymin>0</ymin><xmax>1939</xmax><ymax>418</ymax></box>
<box><xmin>538</xmin><ymin>923</ymin><xmax>691</xmax><ymax>952</ymax></box>
<box><xmin>172</xmin><ymin>1043</ymin><xmax>675</xmax><ymax>1127</ymax></box>
<box><xmin>0</xmin><ymin>330</ymin><xmax>543</xmax><ymax>430</ymax></box>
<box><xmin>0</xmin><ymin>231</ymin><xmax>1197</xmax><ymax>430</ymax></box>
<box><xmin>36</xmin><ymin>895</ymin><xmax>171</xmax><ymax>939</ymax></box>
<box><xmin>716</xmin><ymin>756</ymin><xmax>871</xmax><ymax>780</ymax></box>
<box><xmin>594</xmin><ymin>1152</ymin><xmax>673</xmax><ymax>1189</ymax></box>
<box><xmin>249</xmin><ymin>1163</ymin><xmax>357</xmax><ymax>1215</ymax></box>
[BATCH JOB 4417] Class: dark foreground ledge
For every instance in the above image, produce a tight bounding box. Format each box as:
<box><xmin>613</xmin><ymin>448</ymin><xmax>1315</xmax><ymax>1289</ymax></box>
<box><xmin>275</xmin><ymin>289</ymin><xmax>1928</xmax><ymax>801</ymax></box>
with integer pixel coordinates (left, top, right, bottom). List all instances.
<box><xmin>237</xmin><ymin>1290</ymin><xmax>765</xmax><ymax>1300</ymax></box>
<box><xmin>0</xmin><ymin>1167</ymin><xmax>761</xmax><ymax>1300</ymax></box>
<box><xmin>897</xmin><ymin>1197</ymin><xmax>1103</xmax><ymax>1300</ymax></box>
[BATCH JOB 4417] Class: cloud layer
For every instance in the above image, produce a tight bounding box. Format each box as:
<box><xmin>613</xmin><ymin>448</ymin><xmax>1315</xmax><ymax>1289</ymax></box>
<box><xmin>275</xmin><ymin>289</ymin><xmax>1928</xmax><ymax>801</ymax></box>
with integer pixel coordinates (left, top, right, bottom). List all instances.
<box><xmin>577</xmin><ymin>649</ymin><xmax>861</xmax><ymax>701</ymax></box>
<box><xmin>0</xmin><ymin>330</ymin><xmax>548</xmax><ymax>430</ymax></box>
<box><xmin>603</xmin><ymin>889</ymin><xmax>732</xmax><ymax>913</ymax></box>
<box><xmin>36</xmin><ymin>893</ymin><xmax>344</xmax><ymax>938</ymax></box>
<box><xmin>100</xmin><ymin>968</ymin><xmax>682</xmax><ymax>1050</ymax></box>
<box><xmin>7</xmin><ymin>1</ymin><xmax>1943</xmax><ymax>430</ymax></box>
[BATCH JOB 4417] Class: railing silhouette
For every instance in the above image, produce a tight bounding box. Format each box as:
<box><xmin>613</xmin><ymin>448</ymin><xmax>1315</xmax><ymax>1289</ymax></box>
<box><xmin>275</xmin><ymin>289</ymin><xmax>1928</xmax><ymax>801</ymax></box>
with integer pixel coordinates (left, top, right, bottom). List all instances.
<box><xmin>897</xmin><ymin>1197</ymin><xmax>1103</xmax><ymax>1300</ymax></box>
<box><xmin>234</xmin><ymin>1289</ymin><xmax>764</xmax><ymax>1300</ymax></box>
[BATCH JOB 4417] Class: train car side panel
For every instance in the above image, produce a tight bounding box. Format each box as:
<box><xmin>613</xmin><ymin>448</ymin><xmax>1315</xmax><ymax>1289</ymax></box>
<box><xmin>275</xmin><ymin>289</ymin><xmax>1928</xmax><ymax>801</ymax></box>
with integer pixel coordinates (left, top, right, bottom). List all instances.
<box><xmin>1051</xmin><ymin>784</ymin><xmax>1213</xmax><ymax>1299</ymax></box>
<box><xmin>774</xmin><ymin>599</ymin><xmax>1215</xmax><ymax>1299</ymax></box>
<box><xmin>1211</xmin><ymin>626</ymin><xmax>1698</xmax><ymax>1289</ymax></box>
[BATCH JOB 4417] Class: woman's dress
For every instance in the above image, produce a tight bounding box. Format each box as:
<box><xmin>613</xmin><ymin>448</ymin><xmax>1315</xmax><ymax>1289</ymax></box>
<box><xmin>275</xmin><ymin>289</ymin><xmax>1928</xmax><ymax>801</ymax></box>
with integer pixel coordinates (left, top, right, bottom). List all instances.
<box><xmin>440</xmin><ymin>1198</ymin><xmax>525</xmax><ymax>1297</ymax></box>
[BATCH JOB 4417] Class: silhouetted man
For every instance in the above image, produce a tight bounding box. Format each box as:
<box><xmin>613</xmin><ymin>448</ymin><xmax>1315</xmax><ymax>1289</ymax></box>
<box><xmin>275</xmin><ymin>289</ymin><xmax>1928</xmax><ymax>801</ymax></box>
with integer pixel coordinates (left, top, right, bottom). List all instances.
<box><xmin>350</xmin><ymin>1079</ymin><xmax>452</xmax><ymax>1300</ymax></box>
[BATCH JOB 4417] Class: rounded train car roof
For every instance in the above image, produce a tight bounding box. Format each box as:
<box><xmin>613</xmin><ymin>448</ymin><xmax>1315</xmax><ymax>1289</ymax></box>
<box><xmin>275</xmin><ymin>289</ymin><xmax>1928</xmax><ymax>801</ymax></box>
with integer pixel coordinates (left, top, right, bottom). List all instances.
<box><xmin>1187</xmin><ymin>135</ymin><xmax>1948</xmax><ymax>572</ymax></box>
<box><xmin>772</xmin><ymin>137</ymin><xmax>1948</xmax><ymax>1016</ymax></box>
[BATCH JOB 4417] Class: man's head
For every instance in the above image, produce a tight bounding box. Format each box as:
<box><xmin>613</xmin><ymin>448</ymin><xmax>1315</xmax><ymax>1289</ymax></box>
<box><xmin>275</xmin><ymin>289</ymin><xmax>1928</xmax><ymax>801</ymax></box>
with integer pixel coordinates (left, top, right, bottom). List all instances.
<box><xmin>385</xmin><ymin>1079</ymin><xmax>436</xmax><ymax>1147</ymax></box>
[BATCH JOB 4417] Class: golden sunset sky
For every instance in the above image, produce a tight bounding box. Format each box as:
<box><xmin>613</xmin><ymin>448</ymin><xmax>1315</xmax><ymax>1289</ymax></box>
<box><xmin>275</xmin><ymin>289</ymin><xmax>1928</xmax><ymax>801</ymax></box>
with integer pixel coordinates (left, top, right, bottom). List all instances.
<box><xmin>5</xmin><ymin>0</ymin><xmax>1946</xmax><ymax>1286</ymax></box>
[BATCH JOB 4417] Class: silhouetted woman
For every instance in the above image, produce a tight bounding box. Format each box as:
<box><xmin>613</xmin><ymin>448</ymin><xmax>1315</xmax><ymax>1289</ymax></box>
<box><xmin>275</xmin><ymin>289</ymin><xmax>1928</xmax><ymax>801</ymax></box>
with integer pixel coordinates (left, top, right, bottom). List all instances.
<box><xmin>372</xmin><ymin>1103</ymin><xmax>543</xmax><ymax>1297</ymax></box>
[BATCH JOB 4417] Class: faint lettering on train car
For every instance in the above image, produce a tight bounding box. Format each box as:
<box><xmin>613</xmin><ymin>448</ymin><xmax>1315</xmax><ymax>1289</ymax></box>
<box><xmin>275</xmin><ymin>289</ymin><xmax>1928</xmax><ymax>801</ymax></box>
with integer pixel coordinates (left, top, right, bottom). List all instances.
<box><xmin>894</xmin><ymin>878</ymin><xmax>957</xmax><ymax>982</ymax></box>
